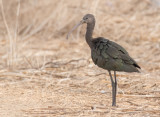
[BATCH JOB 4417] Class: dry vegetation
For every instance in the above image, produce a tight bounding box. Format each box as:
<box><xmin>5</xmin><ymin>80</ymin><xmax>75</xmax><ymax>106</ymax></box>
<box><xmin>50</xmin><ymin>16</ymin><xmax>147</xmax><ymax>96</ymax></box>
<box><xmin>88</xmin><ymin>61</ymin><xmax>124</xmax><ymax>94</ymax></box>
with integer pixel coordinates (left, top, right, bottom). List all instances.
<box><xmin>0</xmin><ymin>0</ymin><xmax>160</xmax><ymax>116</ymax></box>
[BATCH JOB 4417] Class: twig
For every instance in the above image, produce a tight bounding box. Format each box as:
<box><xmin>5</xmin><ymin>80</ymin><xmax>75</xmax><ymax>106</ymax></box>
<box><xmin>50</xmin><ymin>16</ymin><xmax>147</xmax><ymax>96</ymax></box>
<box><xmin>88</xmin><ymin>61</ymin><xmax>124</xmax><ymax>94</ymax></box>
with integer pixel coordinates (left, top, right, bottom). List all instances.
<box><xmin>0</xmin><ymin>0</ymin><xmax>12</xmax><ymax>41</ymax></box>
<box><xmin>22</xmin><ymin>13</ymin><xmax>54</xmax><ymax>40</ymax></box>
<box><xmin>44</xmin><ymin>58</ymin><xmax>86</xmax><ymax>68</ymax></box>
<box><xmin>123</xmin><ymin>94</ymin><xmax>160</xmax><ymax>98</ymax></box>
<box><xmin>22</xmin><ymin>55</ymin><xmax>34</xmax><ymax>69</ymax></box>
<box><xmin>0</xmin><ymin>0</ymin><xmax>12</xmax><ymax>67</ymax></box>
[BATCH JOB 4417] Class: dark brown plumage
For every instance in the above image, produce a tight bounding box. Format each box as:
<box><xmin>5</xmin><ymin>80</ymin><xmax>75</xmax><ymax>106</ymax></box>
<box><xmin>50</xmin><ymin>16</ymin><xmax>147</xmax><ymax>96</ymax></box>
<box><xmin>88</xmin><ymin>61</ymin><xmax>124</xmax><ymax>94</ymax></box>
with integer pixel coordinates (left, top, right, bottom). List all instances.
<box><xmin>67</xmin><ymin>14</ymin><xmax>141</xmax><ymax>106</ymax></box>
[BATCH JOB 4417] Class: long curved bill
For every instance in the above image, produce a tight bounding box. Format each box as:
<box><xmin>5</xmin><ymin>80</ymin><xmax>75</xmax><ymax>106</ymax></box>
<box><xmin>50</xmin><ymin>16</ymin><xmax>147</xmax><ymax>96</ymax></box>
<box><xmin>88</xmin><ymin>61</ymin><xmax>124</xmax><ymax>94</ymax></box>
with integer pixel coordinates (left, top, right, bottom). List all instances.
<box><xmin>66</xmin><ymin>20</ymin><xmax>84</xmax><ymax>39</ymax></box>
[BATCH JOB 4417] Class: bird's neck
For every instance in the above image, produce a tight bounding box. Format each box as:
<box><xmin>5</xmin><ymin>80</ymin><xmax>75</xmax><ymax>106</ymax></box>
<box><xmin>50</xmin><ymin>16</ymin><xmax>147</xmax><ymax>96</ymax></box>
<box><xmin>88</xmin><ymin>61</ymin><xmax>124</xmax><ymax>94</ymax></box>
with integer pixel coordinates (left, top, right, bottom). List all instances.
<box><xmin>85</xmin><ymin>22</ymin><xmax>95</xmax><ymax>48</ymax></box>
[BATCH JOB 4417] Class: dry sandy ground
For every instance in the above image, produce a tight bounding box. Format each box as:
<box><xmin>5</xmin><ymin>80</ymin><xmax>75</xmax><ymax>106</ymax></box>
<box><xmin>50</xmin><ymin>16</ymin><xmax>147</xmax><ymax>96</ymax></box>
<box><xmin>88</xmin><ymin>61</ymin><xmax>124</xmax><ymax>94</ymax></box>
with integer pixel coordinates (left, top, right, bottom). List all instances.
<box><xmin>0</xmin><ymin>0</ymin><xmax>160</xmax><ymax>117</ymax></box>
<box><xmin>0</xmin><ymin>38</ymin><xmax>160</xmax><ymax>117</ymax></box>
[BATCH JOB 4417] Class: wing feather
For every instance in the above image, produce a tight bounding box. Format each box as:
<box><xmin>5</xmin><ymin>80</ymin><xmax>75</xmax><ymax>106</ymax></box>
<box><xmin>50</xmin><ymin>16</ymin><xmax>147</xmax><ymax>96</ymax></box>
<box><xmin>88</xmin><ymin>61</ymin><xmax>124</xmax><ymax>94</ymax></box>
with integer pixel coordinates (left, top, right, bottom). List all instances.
<box><xmin>92</xmin><ymin>37</ymin><xmax>141</xmax><ymax>71</ymax></box>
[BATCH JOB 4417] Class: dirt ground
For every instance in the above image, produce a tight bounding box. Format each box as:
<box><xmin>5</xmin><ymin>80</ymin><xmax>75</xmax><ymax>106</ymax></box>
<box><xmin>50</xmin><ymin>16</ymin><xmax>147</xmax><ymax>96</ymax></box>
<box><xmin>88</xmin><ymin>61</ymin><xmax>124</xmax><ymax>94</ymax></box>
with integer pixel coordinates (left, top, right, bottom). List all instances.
<box><xmin>0</xmin><ymin>0</ymin><xmax>160</xmax><ymax>117</ymax></box>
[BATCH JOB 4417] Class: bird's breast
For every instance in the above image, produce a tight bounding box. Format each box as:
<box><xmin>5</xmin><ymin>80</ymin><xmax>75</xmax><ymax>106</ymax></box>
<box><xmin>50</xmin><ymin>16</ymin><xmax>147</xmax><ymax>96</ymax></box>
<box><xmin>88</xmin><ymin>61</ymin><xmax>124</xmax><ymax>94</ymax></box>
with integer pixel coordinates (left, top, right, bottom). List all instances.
<box><xmin>91</xmin><ymin>49</ymin><xmax>109</xmax><ymax>69</ymax></box>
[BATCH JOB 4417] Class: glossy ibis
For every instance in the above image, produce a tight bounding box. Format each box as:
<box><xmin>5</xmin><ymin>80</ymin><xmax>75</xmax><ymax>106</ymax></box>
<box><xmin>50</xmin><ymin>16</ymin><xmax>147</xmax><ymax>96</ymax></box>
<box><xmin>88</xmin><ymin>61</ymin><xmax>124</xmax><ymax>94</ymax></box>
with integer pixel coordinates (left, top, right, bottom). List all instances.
<box><xmin>67</xmin><ymin>14</ymin><xmax>141</xmax><ymax>106</ymax></box>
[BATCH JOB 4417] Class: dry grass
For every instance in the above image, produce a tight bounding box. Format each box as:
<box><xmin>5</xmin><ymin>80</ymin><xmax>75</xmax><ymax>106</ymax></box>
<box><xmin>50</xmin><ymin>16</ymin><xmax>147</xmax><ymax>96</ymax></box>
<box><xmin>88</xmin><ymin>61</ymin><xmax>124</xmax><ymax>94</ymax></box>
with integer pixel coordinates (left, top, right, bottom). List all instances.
<box><xmin>0</xmin><ymin>0</ymin><xmax>160</xmax><ymax>116</ymax></box>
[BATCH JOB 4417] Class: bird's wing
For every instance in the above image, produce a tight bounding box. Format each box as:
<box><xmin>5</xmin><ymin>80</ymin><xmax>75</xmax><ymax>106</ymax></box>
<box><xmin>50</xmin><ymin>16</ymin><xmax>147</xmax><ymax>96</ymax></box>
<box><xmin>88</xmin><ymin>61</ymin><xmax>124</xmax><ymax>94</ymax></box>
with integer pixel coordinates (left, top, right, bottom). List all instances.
<box><xmin>93</xmin><ymin>37</ymin><xmax>140</xmax><ymax>69</ymax></box>
<box><xmin>108</xmin><ymin>40</ymin><xmax>140</xmax><ymax>68</ymax></box>
<box><xmin>108</xmin><ymin>40</ymin><xmax>129</xmax><ymax>55</ymax></box>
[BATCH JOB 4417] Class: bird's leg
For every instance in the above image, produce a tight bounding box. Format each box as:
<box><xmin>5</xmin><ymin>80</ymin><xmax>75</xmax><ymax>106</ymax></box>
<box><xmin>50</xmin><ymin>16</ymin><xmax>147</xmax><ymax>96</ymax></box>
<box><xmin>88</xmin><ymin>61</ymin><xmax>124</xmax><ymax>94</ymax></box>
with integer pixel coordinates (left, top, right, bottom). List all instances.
<box><xmin>108</xmin><ymin>71</ymin><xmax>116</xmax><ymax>106</ymax></box>
<box><xmin>114</xmin><ymin>71</ymin><xmax>117</xmax><ymax>106</ymax></box>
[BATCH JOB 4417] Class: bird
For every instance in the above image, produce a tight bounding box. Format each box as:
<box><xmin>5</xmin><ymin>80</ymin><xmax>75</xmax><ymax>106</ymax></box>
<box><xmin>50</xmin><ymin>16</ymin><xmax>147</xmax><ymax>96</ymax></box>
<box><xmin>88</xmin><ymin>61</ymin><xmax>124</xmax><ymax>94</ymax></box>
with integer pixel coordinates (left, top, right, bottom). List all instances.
<box><xmin>66</xmin><ymin>14</ymin><xmax>141</xmax><ymax>106</ymax></box>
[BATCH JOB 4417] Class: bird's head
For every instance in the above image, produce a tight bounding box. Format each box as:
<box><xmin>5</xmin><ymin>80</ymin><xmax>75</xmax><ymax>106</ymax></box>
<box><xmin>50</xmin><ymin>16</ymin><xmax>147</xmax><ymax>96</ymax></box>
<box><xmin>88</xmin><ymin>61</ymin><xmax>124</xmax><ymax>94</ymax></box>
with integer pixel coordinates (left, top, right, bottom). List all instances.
<box><xmin>82</xmin><ymin>14</ymin><xmax>95</xmax><ymax>24</ymax></box>
<box><xmin>66</xmin><ymin>14</ymin><xmax>95</xmax><ymax>39</ymax></box>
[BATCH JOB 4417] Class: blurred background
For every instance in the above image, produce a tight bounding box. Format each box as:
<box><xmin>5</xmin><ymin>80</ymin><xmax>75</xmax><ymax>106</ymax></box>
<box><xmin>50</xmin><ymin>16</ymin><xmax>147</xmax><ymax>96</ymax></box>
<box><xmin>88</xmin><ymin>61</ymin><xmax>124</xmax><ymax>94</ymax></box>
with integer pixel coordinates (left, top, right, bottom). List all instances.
<box><xmin>0</xmin><ymin>0</ymin><xmax>160</xmax><ymax>116</ymax></box>
<box><xmin>0</xmin><ymin>0</ymin><xmax>160</xmax><ymax>69</ymax></box>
